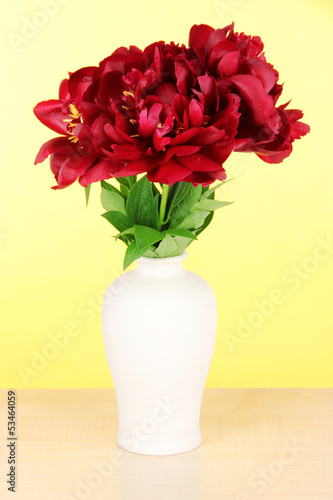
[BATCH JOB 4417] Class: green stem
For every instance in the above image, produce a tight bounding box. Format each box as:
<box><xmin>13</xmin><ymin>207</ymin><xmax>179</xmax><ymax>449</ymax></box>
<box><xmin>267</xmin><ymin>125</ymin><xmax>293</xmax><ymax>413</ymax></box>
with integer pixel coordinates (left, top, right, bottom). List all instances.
<box><xmin>158</xmin><ymin>184</ymin><xmax>170</xmax><ymax>230</ymax></box>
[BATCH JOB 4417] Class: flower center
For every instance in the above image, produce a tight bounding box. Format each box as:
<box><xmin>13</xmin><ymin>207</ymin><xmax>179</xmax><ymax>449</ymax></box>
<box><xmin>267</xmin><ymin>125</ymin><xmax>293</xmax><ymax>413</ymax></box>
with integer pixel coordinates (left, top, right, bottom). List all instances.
<box><xmin>63</xmin><ymin>103</ymin><xmax>83</xmax><ymax>143</ymax></box>
<box><xmin>68</xmin><ymin>103</ymin><xmax>81</xmax><ymax>120</ymax></box>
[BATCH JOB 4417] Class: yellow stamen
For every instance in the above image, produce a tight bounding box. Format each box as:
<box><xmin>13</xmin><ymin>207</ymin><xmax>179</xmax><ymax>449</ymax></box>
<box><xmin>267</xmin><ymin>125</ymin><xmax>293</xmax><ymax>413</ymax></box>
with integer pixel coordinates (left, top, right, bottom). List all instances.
<box><xmin>68</xmin><ymin>103</ymin><xmax>81</xmax><ymax>120</ymax></box>
<box><xmin>68</xmin><ymin>136</ymin><xmax>79</xmax><ymax>143</ymax></box>
<box><xmin>129</xmin><ymin>119</ymin><xmax>137</xmax><ymax>124</ymax></box>
<box><xmin>123</xmin><ymin>90</ymin><xmax>135</xmax><ymax>97</ymax></box>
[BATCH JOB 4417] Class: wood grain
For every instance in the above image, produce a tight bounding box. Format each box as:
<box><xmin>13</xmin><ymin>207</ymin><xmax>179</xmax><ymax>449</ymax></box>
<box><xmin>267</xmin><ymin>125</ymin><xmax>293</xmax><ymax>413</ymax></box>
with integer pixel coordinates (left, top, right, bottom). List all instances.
<box><xmin>1</xmin><ymin>389</ymin><xmax>332</xmax><ymax>499</ymax></box>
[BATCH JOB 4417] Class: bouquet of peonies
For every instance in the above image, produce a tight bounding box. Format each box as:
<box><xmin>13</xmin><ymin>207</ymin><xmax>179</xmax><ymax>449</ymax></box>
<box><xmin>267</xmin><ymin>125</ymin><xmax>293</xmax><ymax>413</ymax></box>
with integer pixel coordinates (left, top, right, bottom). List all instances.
<box><xmin>34</xmin><ymin>23</ymin><xmax>309</xmax><ymax>268</ymax></box>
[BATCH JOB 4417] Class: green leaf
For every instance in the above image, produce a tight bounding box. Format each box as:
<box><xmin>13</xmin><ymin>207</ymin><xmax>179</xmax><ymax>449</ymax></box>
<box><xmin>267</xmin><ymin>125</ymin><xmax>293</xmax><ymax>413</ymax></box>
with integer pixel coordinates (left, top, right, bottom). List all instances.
<box><xmin>155</xmin><ymin>235</ymin><xmax>179</xmax><ymax>258</ymax></box>
<box><xmin>139</xmin><ymin>194</ymin><xmax>159</xmax><ymax>229</ymax></box>
<box><xmin>177</xmin><ymin>211</ymin><xmax>210</xmax><ymax>230</ymax></box>
<box><xmin>194</xmin><ymin>211</ymin><xmax>214</xmax><ymax>237</ymax></box>
<box><xmin>133</xmin><ymin>225</ymin><xmax>165</xmax><ymax>250</ymax></box>
<box><xmin>173</xmin><ymin>236</ymin><xmax>194</xmax><ymax>254</ymax></box>
<box><xmin>119</xmin><ymin>184</ymin><xmax>130</xmax><ymax>197</ymax></box>
<box><xmin>115</xmin><ymin>227</ymin><xmax>135</xmax><ymax>241</ymax></box>
<box><xmin>126</xmin><ymin>175</ymin><xmax>153</xmax><ymax>225</ymax></box>
<box><xmin>142</xmin><ymin>248</ymin><xmax>158</xmax><ymax>258</ymax></box>
<box><xmin>101</xmin><ymin>180</ymin><xmax>123</xmax><ymax>195</ymax></box>
<box><xmin>101</xmin><ymin>189</ymin><xmax>126</xmax><ymax>214</ymax></box>
<box><xmin>165</xmin><ymin>182</ymin><xmax>191</xmax><ymax>222</ymax></box>
<box><xmin>117</xmin><ymin>176</ymin><xmax>136</xmax><ymax>189</ymax></box>
<box><xmin>163</xmin><ymin>228</ymin><xmax>197</xmax><ymax>240</ymax></box>
<box><xmin>123</xmin><ymin>241</ymin><xmax>149</xmax><ymax>270</ymax></box>
<box><xmin>201</xmin><ymin>179</ymin><xmax>234</xmax><ymax>200</ymax></box>
<box><xmin>170</xmin><ymin>184</ymin><xmax>202</xmax><ymax>221</ymax></box>
<box><xmin>192</xmin><ymin>199</ymin><xmax>234</xmax><ymax>212</ymax></box>
<box><xmin>102</xmin><ymin>211</ymin><xmax>131</xmax><ymax>233</ymax></box>
<box><xmin>84</xmin><ymin>185</ymin><xmax>91</xmax><ymax>207</ymax></box>
<box><xmin>151</xmin><ymin>183</ymin><xmax>161</xmax><ymax>197</ymax></box>
<box><xmin>115</xmin><ymin>176</ymin><xmax>136</xmax><ymax>197</ymax></box>
<box><xmin>171</xmin><ymin>182</ymin><xmax>192</xmax><ymax>207</ymax></box>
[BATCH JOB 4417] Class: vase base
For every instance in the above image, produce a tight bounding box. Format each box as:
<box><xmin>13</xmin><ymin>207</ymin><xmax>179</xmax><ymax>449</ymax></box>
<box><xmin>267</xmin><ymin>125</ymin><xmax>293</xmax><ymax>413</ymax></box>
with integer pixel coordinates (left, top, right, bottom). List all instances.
<box><xmin>116</xmin><ymin>432</ymin><xmax>202</xmax><ymax>456</ymax></box>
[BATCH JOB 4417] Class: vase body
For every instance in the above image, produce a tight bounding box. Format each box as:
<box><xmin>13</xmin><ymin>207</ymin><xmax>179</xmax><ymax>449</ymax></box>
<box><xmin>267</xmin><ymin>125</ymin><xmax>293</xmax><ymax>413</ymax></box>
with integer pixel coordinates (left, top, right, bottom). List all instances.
<box><xmin>102</xmin><ymin>252</ymin><xmax>217</xmax><ymax>456</ymax></box>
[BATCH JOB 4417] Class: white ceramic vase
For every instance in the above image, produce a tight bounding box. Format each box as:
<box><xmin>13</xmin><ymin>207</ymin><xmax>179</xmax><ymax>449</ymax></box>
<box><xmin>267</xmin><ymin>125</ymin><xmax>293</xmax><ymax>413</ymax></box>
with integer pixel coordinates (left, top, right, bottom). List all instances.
<box><xmin>102</xmin><ymin>252</ymin><xmax>217</xmax><ymax>456</ymax></box>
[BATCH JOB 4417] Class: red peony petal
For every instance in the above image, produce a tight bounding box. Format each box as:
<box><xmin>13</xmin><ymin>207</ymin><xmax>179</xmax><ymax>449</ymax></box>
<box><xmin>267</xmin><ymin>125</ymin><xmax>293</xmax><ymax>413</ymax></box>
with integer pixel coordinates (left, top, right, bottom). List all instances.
<box><xmin>234</xmin><ymin>138</ymin><xmax>254</xmax><ymax>152</ymax></box>
<box><xmin>57</xmin><ymin>153</ymin><xmax>96</xmax><ymax>188</ymax></box>
<box><xmin>50</xmin><ymin>152</ymin><xmax>65</xmax><ymax>177</ymax></box>
<box><xmin>68</xmin><ymin>67</ymin><xmax>95</xmax><ymax>104</ymax></box>
<box><xmin>73</xmin><ymin>123</ymin><xmax>93</xmax><ymax>151</ymax></box>
<box><xmin>95</xmin><ymin>53</ymin><xmax>128</xmax><ymax>79</ymax></box>
<box><xmin>147</xmin><ymin>159</ymin><xmax>192</xmax><ymax>184</ymax></box>
<box><xmin>80</xmin><ymin>101</ymin><xmax>103</xmax><ymax>127</ymax></box>
<box><xmin>79</xmin><ymin>159</ymin><xmax>119</xmax><ymax>187</ymax></box>
<box><xmin>197</xmin><ymin>73</ymin><xmax>218</xmax><ymax>108</ymax></box>
<box><xmin>160</xmin><ymin>145</ymin><xmax>201</xmax><ymax>163</ymax></box>
<box><xmin>169</xmin><ymin>128</ymin><xmax>198</xmax><ymax>146</ymax></box>
<box><xmin>205</xmin><ymin>29</ymin><xmax>228</xmax><ymax>58</ymax></box>
<box><xmin>177</xmin><ymin>153</ymin><xmax>222</xmax><ymax>172</ymax></box>
<box><xmin>174</xmin><ymin>60</ymin><xmax>192</xmax><ymax>95</ymax></box>
<box><xmin>59</xmin><ymin>79</ymin><xmax>70</xmax><ymax>101</ymax></box>
<box><xmin>33</xmin><ymin>100</ymin><xmax>69</xmax><ymax>135</ymax></box>
<box><xmin>209</xmin><ymin>93</ymin><xmax>241</xmax><ymax>132</ymax></box>
<box><xmin>289</xmin><ymin>120</ymin><xmax>310</xmax><ymax>140</ymax></box>
<box><xmin>182</xmin><ymin>168</ymin><xmax>227</xmax><ymax>186</ymax></box>
<box><xmin>217</xmin><ymin>50</ymin><xmax>239</xmax><ymax>77</ymax></box>
<box><xmin>138</xmin><ymin>103</ymin><xmax>164</xmax><ymax>138</ymax></box>
<box><xmin>104</xmin><ymin>121</ymin><xmax>130</xmax><ymax>145</ymax></box>
<box><xmin>231</xmin><ymin>74</ymin><xmax>274</xmax><ymax>125</ymax></box>
<box><xmin>245</xmin><ymin>58</ymin><xmax>278</xmax><ymax>93</ymax></box>
<box><xmin>154</xmin><ymin>82</ymin><xmax>178</xmax><ymax>106</ymax></box>
<box><xmin>34</xmin><ymin>137</ymin><xmax>70</xmax><ymax>164</ymax></box>
<box><xmin>256</xmin><ymin>145</ymin><xmax>292</xmax><ymax>163</ymax></box>
<box><xmin>188</xmin><ymin>99</ymin><xmax>204</xmax><ymax>127</ymax></box>
<box><xmin>152</xmin><ymin>112</ymin><xmax>174</xmax><ymax>151</ymax></box>
<box><xmin>189</xmin><ymin>24</ymin><xmax>215</xmax><ymax>61</ymax></box>
<box><xmin>190</xmin><ymin>126</ymin><xmax>228</xmax><ymax>146</ymax></box>
<box><xmin>111</xmin><ymin>143</ymin><xmax>143</xmax><ymax>161</ymax></box>
<box><xmin>246</xmin><ymin>36</ymin><xmax>264</xmax><ymax>59</ymax></box>
<box><xmin>99</xmin><ymin>72</ymin><xmax>125</xmax><ymax>109</ymax></box>
<box><xmin>207</xmin><ymin>40</ymin><xmax>238</xmax><ymax>72</ymax></box>
<box><xmin>199</xmin><ymin>138</ymin><xmax>234</xmax><ymax>165</ymax></box>
<box><xmin>116</xmin><ymin>157</ymin><xmax>157</xmax><ymax>176</ymax></box>
<box><xmin>153</xmin><ymin>133</ymin><xmax>172</xmax><ymax>152</ymax></box>
<box><xmin>91</xmin><ymin>115</ymin><xmax>115</xmax><ymax>154</ymax></box>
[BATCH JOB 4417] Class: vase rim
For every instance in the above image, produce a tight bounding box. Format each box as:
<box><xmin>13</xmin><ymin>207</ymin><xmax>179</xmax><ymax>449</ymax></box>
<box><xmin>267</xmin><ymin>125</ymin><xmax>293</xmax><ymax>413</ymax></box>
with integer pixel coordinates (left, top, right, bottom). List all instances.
<box><xmin>137</xmin><ymin>252</ymin><xmax>188</xmax><ymax>264</ymax></box>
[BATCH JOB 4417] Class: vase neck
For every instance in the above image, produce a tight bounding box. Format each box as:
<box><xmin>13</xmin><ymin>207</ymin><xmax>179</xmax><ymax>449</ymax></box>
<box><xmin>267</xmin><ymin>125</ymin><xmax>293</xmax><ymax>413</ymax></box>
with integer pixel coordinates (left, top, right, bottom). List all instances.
<box><xmin>136</xmin><ymin>252</ymin><xmax>188</xmax><ymax>277</ymax></box>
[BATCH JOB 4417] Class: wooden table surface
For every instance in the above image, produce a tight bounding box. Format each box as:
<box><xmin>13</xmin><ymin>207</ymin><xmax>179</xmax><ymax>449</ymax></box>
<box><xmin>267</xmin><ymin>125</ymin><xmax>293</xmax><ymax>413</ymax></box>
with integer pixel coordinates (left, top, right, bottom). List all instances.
<box><xmin>0</xmin><ymin>389</ymin><xmax>332</xmax><ymax>500</ymax></box>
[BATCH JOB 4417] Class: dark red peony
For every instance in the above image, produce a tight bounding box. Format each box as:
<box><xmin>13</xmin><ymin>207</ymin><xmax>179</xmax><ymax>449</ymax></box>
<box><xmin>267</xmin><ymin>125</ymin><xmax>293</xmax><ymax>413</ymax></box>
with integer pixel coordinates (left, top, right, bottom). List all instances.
<box><xmin>188</xmin><ymin>23</ymin><xmax>310</xmax><ymax>163</ymax></box>
<box><xmin>34</xmin><ymin>24</ymin><xmax>309</xmax><ymax>189</ymax></box>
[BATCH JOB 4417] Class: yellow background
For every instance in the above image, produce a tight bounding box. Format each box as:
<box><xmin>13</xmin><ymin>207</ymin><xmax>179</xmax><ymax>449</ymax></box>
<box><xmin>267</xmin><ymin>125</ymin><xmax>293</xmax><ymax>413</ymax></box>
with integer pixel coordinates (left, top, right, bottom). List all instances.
<box><xmin>1</xmin><ymin>0</ymin><xmax>332</xmax><ymax>388</ymax></box>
